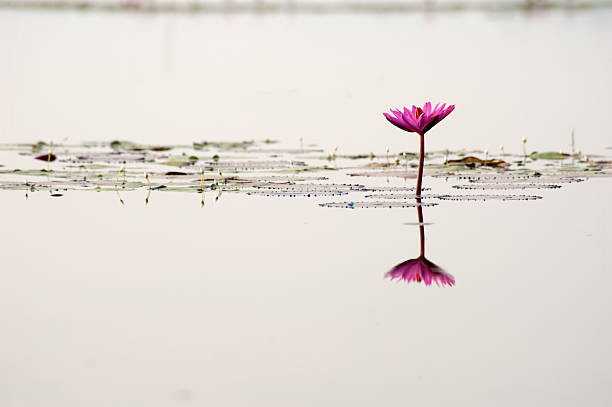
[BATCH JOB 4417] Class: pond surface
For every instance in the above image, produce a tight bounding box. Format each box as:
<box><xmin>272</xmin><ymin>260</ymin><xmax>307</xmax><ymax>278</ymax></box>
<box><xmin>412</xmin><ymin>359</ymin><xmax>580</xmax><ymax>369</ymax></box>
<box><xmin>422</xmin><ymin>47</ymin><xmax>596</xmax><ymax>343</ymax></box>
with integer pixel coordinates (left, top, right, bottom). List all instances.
<box><xmin>1</xmin><ymin>7</ymin><xmax>612</xmax><ymax>407</ymax></box>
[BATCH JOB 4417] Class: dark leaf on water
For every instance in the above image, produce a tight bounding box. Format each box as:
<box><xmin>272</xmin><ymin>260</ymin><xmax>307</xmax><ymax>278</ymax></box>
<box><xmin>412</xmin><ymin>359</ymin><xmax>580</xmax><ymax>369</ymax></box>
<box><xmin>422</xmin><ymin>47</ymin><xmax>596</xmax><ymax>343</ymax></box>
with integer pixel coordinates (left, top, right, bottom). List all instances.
<box><xmin>446</xmin><ymin>156</ymin><xmax>509</xmax><ymax>168</ymax></box>
<box><xmin>35</xmin><ymin>153</ymin><xmax>56</xmax><ymax>162</ymax></box>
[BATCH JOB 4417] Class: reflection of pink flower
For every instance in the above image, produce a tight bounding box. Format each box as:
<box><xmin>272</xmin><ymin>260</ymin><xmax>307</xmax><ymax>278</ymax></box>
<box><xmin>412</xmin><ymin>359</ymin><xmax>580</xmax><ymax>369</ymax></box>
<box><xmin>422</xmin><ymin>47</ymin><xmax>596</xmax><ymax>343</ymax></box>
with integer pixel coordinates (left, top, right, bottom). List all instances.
<box><xmin>386</xmin><ymin>256</ymin><xmax>455</xmax><ymax>286</ymax></box>
<box><xmin>383</xmin><ymin>102</ymin><xmax>455</xmax><ymax>135</ymax></box>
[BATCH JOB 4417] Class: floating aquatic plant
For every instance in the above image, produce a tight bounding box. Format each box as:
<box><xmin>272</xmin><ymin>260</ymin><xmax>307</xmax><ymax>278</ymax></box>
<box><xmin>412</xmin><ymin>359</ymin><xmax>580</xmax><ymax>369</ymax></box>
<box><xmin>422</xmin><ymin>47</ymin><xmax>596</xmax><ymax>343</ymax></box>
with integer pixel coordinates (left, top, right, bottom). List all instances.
<box><xmin>364</xmin><ymin>193</ymin><xmax>442</xmax><ymax>200</ymax></box>
<box><xmin>319</xmin><ymin>201</ymin><xmax>438</xmax><ymax>209</ymax></box>
<box><xmin>437</xmin><ymin>194</ymin><xmax>543</xmax><ymax>201</ymax></box>
<box><xmin>252</xmin><ymin>183</ymin><xmax>365</xmax><ymax>192</ymax></box>
<box><xmin>453</xmin><ymin>183</ymin><xmax>561</xmax><ymax>190</ymax></box>
<box><xmin>384</xmin><ymin>102</ymin><xmax>455</xmax><ymax>196</ymax></box>
<box><xmin>249</xmin><ymin>191</ymin><xmax>349</xmax><ymax>197</ymax></box>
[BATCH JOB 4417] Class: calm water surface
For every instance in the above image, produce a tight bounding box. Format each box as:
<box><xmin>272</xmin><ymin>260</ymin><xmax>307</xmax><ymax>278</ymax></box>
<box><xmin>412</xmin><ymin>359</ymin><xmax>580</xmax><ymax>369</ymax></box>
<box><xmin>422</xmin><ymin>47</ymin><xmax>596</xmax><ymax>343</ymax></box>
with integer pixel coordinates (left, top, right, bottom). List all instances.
<box><xmin>1</xmin><ymin>8</ymin><xmax>611</xmax><ymax>407</ymax></box>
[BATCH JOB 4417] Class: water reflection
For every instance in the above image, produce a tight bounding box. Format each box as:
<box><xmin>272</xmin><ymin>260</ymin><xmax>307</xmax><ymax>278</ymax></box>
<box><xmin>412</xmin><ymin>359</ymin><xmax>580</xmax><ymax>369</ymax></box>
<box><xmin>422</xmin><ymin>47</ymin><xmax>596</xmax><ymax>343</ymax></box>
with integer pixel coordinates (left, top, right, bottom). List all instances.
<box><xmin>386</xmin><ymin>197</ymin><xmax>455</xmax><ymax>286</ymax></box>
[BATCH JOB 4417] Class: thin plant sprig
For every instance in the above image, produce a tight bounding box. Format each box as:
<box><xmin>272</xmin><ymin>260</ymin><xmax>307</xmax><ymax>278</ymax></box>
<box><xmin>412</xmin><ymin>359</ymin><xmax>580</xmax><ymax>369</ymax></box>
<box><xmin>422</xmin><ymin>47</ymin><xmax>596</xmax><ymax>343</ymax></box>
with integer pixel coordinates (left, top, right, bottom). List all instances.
<box><xmin>115</xmin><ymin>167</ymin><xmax>125</xmax><ymax>205</ymax></box>
<box><xmin>144</xmin><ymin>171</ymin><xmax>151</xmax><ymax>205</ymax></box>
<box><xmin>200</xmin><ymin>168</ymin><xmax>205</xmax><ymax>207</ymax></box>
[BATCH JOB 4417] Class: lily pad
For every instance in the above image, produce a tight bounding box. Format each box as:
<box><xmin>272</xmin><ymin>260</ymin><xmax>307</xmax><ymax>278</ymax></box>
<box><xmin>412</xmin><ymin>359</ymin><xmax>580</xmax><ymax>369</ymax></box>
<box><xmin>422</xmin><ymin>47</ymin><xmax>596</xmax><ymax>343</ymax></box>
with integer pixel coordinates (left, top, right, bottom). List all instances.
<box><xmin>453</xmin><ymin>183</ymin><xmax>561</xmax><ymax>190</ymax></box>
<box><xmin>110</xmin><ymin>140</ymin><xmax>144</xmax><ymax>151</ymax></box>
<box><xmin>248</xmin><ymin>191</ymin><xmax>348</xmax><ymax>197</ymax></box>
<box><xmin>438</xmin><ymin>194</ymin><xmax>543</xmax><ymax>201</ymax></box>
<box><xmin>319</xmin><ymin>201</ymin><xmax>439</xmax><ymax>209</ymax></box>
<box><xmin>34</xmin><ymin>153</ymin><xmax>56</xmax><ymax>162</ymax></box>
<box><xmin>252</xmin><ymin>183</ymin><xmax>365</xmax><ymax>192</ymax></box>
<box><xmin>446</xmin><ymin>156</ymin><xmax>509</xmax><ymax>168</ymax></box>
<box><xmin>363</xmin><ymin>194</ymin><xmax>443</xmax><ymax>199</ymax></box>
<box><xmin>530</xmin><ymin>152</ymin><xmax>572</xmax><ymax>160</ymax></box>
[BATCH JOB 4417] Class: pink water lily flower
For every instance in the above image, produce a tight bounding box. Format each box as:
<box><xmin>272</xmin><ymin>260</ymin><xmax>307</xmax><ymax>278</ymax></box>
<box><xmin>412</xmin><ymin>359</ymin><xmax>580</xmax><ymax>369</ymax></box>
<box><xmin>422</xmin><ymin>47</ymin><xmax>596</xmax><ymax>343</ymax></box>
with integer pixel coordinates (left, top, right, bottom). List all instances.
<box><xmin>386</xmin><ymin>255</ymin><xmax>455</xmax><ymax>287</ymax></box>
<box><xmin>383</xmin><ymin>102</ymin><xmax>455</xmax><ymax>136</ymax></box>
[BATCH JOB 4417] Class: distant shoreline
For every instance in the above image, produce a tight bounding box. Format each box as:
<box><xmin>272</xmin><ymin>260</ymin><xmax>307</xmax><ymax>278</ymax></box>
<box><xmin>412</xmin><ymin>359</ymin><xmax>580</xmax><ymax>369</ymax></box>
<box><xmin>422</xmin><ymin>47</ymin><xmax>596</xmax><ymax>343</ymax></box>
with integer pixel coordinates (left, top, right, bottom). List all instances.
<box><xmin>1</xmin><ymin>0</ymin><xmax>612</xmax><ymax>14</ymax></box>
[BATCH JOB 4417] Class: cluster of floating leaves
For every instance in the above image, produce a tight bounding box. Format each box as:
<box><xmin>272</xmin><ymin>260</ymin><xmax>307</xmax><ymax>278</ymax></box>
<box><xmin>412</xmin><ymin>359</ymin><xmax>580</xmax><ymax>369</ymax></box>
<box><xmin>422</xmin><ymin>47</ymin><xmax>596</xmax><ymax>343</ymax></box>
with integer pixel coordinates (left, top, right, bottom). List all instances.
<box><xmin>0</xmin><ymin>140</ymin><xmax>610</xmax><ymax>206</ymax></box>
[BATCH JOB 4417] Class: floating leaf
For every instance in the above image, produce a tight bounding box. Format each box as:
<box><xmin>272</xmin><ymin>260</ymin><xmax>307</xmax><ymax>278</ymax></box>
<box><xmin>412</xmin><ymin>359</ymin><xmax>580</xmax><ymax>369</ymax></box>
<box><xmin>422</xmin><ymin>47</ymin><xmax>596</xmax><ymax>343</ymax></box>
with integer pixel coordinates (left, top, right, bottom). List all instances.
<box><xmin>359</xmin><ymin>186</ymin><xmax>431</xmax><ymax>192</ymax></box>
<box><xmin>31</xmin><ymin>141</ymin><xmax>48</xmax><ymax>153</ymax></box>
<box><xmin>193</xmin><ymin>140</ymin><xmax>255</xmax><ymax>151</ymax></box>
<box><xmin>252</xmin><ymin>183</ymin><xmax>365</xmax><ymax>192</ymax></box>
<box><xmin>248</xmin><ymin>191</ymin><xmax>348</xmax><ymax>197</ymax></box>
<box><xmin>464</xmin><ymin>175</ymin><xmax>583</xmax><ymax>184</ymax></box>
<box><xmin>204</xmin><ymin>160</ymin><xmax>304</xmax><ymax>170</ymax></box>
<box><xmin>530</xmin><ymin>151</ymin><xmax>571</xmax><ymax>160</ymax></box>
<box><xmin>232</xmin><ymin>175</ymin><xmax>329</xmax><ymax>183</ymax></box>
<box><xmin>319</xmin><ymin>201</ymin><xmax>439</xmax><ymax>209</ymax></box>
<box><xmin>446</xmin><ymin>156</ymin><xmax>509</xmax><ymax>168</ymax></box>
<box><xmin>453</xmin><ymin>183</ymin><xmax>561</xmax><ymax>190</ymax></box>
<box><xmin>438</xmin><ymin>194</ymin><xmax>543</xmax><ymax>201</ymax></box>
<box><xmin>246</xmin><ymin>148</ymin><xmax>324</xmax><ymax>154</ymax></box>
<box><xmin>159</xmin><ymin>156</ymin><xmax>197</xmax><ymax>167</ymax></box>
<box><xmin>110</xmin><ymin>140</ymin><xmax>144</xmax><ymax>151</ymax></box>
<box><xmin>364</xmin><ymin>194</ymin><xmax>442</xmax><ymax>199</ymax></box>
<box><xmin>34</xmin><ymin>153</ymin><xmax>56</xmax><ymax>162</ymax></box>
<box><xmin>348</xmin><ymin>171</ymin><xmax>417</xmax><ymax>178</ymax></box>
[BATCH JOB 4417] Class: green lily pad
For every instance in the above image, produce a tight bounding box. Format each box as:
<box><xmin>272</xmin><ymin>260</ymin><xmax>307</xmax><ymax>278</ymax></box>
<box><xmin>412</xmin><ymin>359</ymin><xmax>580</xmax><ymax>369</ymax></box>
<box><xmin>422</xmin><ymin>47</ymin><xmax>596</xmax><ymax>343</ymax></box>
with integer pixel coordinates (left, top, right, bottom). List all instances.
<box><xmin>530</xmin><ymin>151</ymin><xmax>571</xmax><ymax>160</ymax></box>
<box><xmin>110</xmin><ymin>140</ymin><xmax>144</xmax><ymax>151</ymax></box>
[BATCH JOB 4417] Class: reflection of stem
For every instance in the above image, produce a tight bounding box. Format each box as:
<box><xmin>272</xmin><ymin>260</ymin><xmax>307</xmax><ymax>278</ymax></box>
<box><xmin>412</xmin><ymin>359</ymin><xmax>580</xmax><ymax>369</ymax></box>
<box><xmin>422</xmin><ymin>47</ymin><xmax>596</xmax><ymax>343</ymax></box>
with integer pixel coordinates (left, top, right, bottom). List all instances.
<box><xmin>200</xmin><ymin>169</ymin><xmax>205</xmax><ymax>207</ymax></box>
<box><xmin>416</xmin><ymin>133</ymin><xmax>425</xmax><ymax>197</ymax></box>
<box><xmin>215</xmin><ymin>183</ymin><xmax>222</xmax><ymax>201</ymax></box>
<box><xmin>47</xmin><ymin>164</ymin><xmax>52</xmax><ymax>196</ymax></box>
<box><xmin>145</xmin><ymin>172</ymin><xmax>151</xmax><ymax>205</ymax></box>
<box><xmin>416</xmin><ymin>198</ymin><xmax>425</xmax><ymax>257</ymax></box>
<box><xmin>115</xmin><ymin>167</ymin><xmax>125</xmax><ymax>205</ymax></box>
